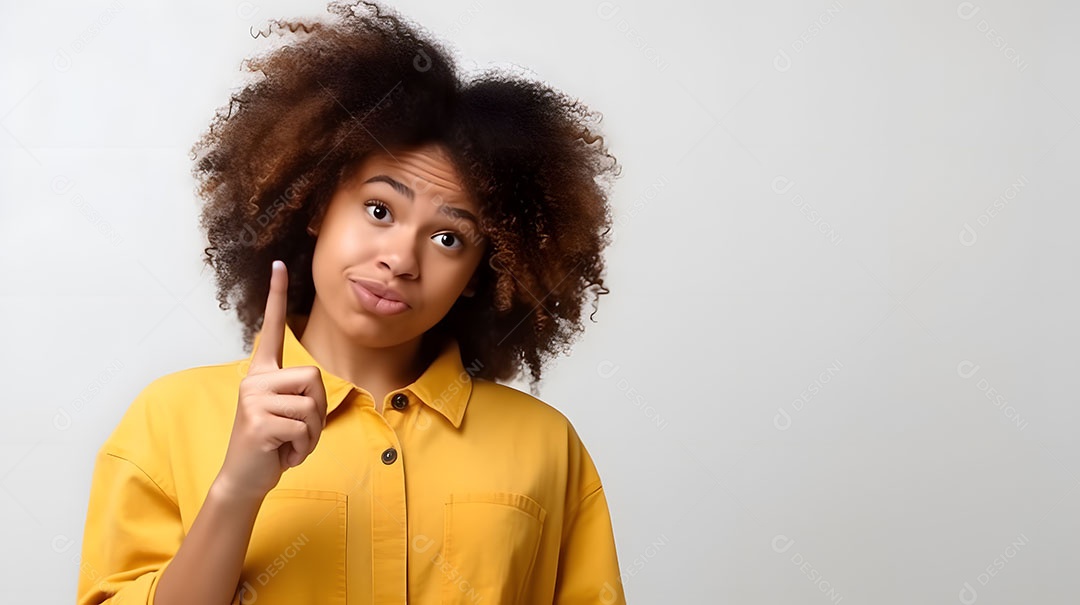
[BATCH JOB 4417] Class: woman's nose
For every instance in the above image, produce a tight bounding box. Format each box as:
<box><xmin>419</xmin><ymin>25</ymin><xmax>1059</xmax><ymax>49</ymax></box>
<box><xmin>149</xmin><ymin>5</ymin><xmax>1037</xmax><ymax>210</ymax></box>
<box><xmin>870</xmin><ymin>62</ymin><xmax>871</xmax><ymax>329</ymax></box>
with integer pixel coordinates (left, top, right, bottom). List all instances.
<box><xmin>378</xmin><ymin>228</ymin><xmax>420</xmax><ymax>279</ymax></box>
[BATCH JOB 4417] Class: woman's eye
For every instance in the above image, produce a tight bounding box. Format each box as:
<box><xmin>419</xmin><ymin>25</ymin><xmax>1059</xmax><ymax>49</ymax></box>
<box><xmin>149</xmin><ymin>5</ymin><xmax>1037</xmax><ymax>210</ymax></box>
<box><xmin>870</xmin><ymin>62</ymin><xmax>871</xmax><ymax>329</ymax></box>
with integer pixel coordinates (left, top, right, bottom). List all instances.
<box><xmin>433</xmin><ymin>232</ymin><xmax>464</xmax><ymax>250</ymax></box>
<box><xmin>364</xmin><ymin>200</ymin><xmax>392</xmax><ymax>222</ymax></box>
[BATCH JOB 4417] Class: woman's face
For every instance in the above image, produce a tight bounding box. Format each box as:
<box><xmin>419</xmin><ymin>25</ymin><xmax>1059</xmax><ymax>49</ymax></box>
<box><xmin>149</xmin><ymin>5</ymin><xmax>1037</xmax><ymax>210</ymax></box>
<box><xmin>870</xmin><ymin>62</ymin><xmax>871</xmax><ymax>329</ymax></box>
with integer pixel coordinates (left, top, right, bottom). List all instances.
<box><xmin>309</xmin><ymin>143</ymin><xmax>487</xmax><ymax>346</ymax></box>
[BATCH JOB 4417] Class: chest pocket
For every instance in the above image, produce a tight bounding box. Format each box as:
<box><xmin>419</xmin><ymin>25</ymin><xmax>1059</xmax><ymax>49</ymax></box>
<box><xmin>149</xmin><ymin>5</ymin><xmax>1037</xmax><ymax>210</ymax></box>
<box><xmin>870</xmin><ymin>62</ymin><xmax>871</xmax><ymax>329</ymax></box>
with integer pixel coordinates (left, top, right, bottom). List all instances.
<box><xmin>440</xmin><ymin>491</ymin><xmax>547</xmax><ymax>604</ymax></box>
<box><xmin>233</xmin><ymin>488</ymin><xmax>347</xmax><ymax>605</ymax></box>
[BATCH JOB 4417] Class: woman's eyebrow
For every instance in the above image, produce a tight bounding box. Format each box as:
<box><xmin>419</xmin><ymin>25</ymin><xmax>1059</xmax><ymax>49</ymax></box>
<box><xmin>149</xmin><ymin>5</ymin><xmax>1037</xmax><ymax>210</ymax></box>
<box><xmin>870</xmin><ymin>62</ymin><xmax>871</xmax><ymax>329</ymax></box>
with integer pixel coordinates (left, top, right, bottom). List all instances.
<box><xmin>363</xmin><ymin>174</ymin><xmax>479</xmax><ymax>226</ymax></box>
<box><xmin>364</xmin><ymin>174</ymin><xmax>415</xmax><ymax>201</ymax></box>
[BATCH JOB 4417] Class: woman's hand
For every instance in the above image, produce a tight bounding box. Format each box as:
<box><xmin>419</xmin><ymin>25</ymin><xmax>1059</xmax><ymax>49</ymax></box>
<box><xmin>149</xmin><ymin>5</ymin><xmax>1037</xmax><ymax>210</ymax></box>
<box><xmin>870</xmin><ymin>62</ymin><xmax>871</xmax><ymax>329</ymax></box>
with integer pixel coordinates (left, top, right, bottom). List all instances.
<box><xmin>217</xmin><ymin>260</ymin><xmax>329</xmax><ymax>500</ymax></box>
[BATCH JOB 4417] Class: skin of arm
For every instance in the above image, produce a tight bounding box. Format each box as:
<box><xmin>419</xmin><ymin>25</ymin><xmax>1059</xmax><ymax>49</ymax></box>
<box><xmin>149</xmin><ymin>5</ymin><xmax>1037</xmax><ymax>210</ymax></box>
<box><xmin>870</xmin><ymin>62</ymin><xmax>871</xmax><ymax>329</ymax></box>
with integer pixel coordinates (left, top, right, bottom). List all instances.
<box><xmin>152</xmin><ymin>476</ymin><xmax>266</xmax><ymax>605</ymax></box>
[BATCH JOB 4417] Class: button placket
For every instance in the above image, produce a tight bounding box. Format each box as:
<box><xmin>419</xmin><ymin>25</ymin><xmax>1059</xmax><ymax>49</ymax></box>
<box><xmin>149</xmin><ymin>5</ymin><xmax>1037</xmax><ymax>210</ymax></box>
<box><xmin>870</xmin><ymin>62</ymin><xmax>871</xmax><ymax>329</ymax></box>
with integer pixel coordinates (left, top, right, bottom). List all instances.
<box><xmin>369</xmin><ymin>419</ymin><xmax>407</xmax><ymax>602</ymax></box>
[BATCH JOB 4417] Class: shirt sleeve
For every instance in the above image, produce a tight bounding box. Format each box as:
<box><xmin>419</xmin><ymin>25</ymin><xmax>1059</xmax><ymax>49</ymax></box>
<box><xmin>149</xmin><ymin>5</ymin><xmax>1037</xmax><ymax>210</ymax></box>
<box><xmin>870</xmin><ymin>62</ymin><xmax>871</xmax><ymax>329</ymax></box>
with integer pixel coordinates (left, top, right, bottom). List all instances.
<box><xmin>552</xmin><ymin>426</ymin><xmax>627</xmax><ymax>605</ymax></box>
<box><xmin>76</xmin><ymin>378</ymin><xmax>198</xmax><ymax>605</ymax></box>
<box><xmin>76</xmin><ymin>450</ymin><xmax>184</xmax><ymax>605</ymax></box>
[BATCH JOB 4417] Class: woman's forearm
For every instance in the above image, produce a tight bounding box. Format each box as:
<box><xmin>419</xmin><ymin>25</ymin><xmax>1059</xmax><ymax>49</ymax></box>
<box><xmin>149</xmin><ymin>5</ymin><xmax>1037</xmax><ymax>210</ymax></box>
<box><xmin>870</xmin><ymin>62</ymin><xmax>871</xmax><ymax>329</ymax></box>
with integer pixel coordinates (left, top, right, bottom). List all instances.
<box><xmin>153</xmin><ymin>476</ymin><xmax>265</xmax><ymax>605</ymax></box>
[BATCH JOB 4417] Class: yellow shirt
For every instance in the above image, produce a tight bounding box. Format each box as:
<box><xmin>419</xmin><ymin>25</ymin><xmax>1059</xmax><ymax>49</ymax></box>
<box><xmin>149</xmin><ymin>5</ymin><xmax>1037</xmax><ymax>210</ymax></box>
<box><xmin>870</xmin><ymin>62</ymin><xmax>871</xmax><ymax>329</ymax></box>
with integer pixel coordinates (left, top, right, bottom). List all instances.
<box><xmin>77</xmin><ymin>322</ymin><xmax>626</xmax><ymax>604</ymax></box>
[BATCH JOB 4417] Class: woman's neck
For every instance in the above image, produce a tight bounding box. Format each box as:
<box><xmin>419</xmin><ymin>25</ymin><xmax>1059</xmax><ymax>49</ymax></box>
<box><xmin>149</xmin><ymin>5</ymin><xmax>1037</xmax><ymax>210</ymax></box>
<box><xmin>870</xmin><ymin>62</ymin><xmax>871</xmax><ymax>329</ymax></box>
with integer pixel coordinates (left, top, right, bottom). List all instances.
<box><xmin>293</xmin><ymin>302</ymin><xmax>427</xmax><ymax>407</ymax></box>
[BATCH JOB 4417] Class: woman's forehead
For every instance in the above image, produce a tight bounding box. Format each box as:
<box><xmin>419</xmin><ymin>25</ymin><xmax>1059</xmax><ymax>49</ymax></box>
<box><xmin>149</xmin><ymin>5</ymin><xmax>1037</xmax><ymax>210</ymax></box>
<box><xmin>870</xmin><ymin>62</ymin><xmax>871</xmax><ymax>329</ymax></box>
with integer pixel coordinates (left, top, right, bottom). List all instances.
<box><xmin>349</xmin><ymin>146</ymin><xmax>475</xmax><ymax>207</ymax></box>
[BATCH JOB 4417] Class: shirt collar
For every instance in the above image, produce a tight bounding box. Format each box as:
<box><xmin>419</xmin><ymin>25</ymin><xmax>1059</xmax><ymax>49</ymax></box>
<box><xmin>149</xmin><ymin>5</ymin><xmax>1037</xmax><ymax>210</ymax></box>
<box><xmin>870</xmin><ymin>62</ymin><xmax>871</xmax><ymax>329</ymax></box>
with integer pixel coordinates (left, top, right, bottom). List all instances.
<box><xmin>243</xmin><ymin>320</ymin><xmax>472</xmax><ymax>428</ymax></box>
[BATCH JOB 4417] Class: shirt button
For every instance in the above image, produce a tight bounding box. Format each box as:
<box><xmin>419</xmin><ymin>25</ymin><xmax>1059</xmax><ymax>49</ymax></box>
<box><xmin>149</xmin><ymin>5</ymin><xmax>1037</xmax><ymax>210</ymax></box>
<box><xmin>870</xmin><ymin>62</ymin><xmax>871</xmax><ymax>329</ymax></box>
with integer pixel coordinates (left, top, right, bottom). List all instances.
<box><xmin>391</xmin><ymin>393</ymin><xmax>408</xmax><ymax>410</ymax></box>
<box><xmin>381</xmin><ymin>447</ymin><xmax>398</xmax><ymax>465</ymax></box>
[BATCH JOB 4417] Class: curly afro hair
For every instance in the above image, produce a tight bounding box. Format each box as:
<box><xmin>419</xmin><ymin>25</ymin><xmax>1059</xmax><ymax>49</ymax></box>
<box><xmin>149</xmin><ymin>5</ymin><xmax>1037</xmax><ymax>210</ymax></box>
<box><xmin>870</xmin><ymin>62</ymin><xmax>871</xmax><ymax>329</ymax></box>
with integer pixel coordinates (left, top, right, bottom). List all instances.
<box><xmin>191</xmin><ymin>0</ymin><xmax>620</xmax><ymax>394</ymax></box>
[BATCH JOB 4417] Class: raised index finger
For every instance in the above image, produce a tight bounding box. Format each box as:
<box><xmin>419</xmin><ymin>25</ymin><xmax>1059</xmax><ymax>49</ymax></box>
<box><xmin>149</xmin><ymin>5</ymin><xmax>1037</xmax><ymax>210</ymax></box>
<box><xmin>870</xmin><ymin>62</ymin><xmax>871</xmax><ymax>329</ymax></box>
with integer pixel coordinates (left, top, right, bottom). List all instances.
<box><xmin>250</xmin><ymin>260</ymin><xmax>288</xmax><ymax>373</ymax></box>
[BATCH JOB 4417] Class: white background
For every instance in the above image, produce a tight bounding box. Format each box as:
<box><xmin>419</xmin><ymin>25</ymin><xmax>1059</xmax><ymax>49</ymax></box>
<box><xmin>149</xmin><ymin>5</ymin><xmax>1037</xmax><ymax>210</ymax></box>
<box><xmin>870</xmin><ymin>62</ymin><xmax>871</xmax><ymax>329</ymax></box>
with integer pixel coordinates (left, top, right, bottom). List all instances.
<box><xmin>2</xmin><ymin>0</ymin><xmax>1078</xmax><ymax>602</ymax></box>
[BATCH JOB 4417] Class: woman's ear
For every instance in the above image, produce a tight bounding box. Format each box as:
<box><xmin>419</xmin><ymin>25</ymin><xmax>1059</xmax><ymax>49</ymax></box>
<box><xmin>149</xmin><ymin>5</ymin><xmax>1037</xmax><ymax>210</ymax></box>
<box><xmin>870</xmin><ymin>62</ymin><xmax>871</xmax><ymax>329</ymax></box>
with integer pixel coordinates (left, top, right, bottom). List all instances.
<box><xmin>462</xmin><ymin>273</ymin><xmax>480</xmax><ymax>298</ymax></box>
<box><xmin>306</xmin><ymin>206</ymin><xmax>326</xmax><ymax>237</ymax></box>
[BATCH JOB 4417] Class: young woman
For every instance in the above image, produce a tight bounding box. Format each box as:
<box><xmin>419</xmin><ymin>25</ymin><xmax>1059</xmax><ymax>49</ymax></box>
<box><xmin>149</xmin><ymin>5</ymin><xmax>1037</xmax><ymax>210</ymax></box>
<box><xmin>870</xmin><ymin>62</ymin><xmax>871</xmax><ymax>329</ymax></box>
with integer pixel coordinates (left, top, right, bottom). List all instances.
<box><xmin>77</xmin><ymin>1</ymin><xmax>623</xmax><ymax>603</ymax></box>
